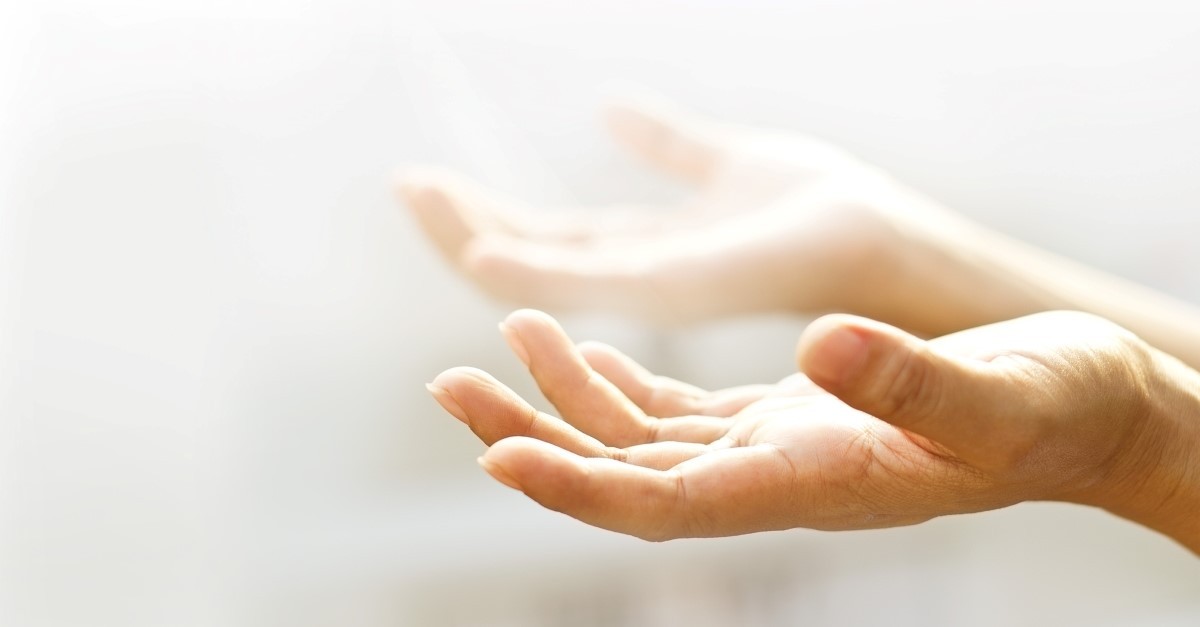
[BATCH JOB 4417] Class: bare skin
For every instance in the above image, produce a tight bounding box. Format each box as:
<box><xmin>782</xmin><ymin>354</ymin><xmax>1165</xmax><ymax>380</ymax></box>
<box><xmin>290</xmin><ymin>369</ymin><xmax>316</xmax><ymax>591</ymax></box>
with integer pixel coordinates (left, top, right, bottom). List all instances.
<box><xmin>403</xmin><ymin>97</ymin><xmax>1200</xmax><ymax>552</ymax></box>
<box><xmin>428</xmin><ymin>310</ymin><xmax>1200</xmax><ymax>552</ymax></box>
<box><xmin>398</xmin><ymin>97</ymin><xmax>1200</xmax><ymax>366</ymax></box>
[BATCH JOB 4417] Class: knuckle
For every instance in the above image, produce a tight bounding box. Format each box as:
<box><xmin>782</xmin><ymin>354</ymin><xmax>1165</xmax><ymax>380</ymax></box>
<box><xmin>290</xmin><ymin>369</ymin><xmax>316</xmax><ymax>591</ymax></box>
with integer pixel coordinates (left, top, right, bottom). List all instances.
<box><xmin>643</xmin><ymin>417</ymin><xmax>662</xmax><ymax>443</ymax></box>
<box><xmin>637</xmin><ymin>472</ymin><xmax>689</xmax><ymax>542</ymax></box>
<box><xmin>604</xmin><ymin>447</ymin><xmax>629</xmax><ymax>463</ymax></box>
<box><xmin>521</xmin><ymin>406</ymin><xmax>541</xmax><ymax>437</ymax></box>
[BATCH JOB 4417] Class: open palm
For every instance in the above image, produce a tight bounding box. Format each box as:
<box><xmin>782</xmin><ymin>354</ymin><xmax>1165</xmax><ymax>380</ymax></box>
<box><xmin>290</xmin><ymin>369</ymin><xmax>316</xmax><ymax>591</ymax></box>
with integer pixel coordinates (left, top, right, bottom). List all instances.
<box><xmin>399</xmin><ymin>97</ymin><xmax>956</xmax><ymax>325</ymax></box>
<box><xmin>427</xmin><ymin>309</ymin><xmax>998</xmax><ymax>540</ymax></box>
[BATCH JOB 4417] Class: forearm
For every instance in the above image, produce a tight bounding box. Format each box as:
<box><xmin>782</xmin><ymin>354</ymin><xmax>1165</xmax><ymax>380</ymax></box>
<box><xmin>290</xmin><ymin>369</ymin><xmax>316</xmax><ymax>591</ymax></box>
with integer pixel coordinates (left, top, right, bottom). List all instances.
<box><xmin>888</xmin><ymin>220</ymin><xmax>1200</xmax><ymax>370</ymax></box>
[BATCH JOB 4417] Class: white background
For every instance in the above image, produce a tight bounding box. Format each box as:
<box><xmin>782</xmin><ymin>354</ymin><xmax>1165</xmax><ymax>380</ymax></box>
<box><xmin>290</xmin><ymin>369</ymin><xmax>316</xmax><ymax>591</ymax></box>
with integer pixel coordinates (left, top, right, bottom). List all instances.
<box><xmin>2</xmin><ymin>0</ymin><xmax>1199</xmax><ymax>625</ymax></box>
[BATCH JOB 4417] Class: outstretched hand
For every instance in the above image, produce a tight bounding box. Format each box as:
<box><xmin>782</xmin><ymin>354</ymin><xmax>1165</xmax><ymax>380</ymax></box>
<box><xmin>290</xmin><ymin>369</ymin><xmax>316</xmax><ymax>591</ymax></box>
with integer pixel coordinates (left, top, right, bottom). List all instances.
<box><xmin>427</xmin><ymin>309</ymin><xmax>1188</xmax><ymax>544</ymax></box>
<box><xmin>399</xmin><ymin>98</ymin><xmax>964</xmax><ymax>326</ymax></box>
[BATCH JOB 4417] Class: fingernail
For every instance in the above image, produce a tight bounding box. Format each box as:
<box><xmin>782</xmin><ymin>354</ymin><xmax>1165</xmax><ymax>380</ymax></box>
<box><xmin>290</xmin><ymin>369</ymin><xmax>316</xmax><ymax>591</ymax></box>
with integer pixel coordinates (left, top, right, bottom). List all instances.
<box><xmin>478</xmin><ymin>456</ymin><xmax>523</xmax><ymax>491</ymax></box>
<box><xmin>426</xmin><ymin>383</ymin><xmax>468</xmax><ymax>425</ymax></box>
<box><xmin>498</xmin><ymin>322</ymin><xmax>530</xmax><ymax>366</ymax></box>
<box><xmin>808</xmin><ymin>327</ymin><xmax>867</xmax><ymax>386</ymax></box>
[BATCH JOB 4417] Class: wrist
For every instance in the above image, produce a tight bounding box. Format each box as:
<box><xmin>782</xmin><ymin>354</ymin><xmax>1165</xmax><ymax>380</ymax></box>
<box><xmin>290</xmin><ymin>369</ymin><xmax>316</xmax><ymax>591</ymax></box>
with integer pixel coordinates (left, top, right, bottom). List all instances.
<box><xmin>1083</xmin><ymin>348</ymin><xmax>1200</xmax><ymax>554</ymax></box>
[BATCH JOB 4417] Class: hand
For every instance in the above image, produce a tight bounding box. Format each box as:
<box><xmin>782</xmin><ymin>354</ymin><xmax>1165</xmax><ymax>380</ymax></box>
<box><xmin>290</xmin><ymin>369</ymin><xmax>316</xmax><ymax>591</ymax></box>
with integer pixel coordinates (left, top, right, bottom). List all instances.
<box><xmin>427</xmin><ymin>309</ymin><xmax>1200</xmax><ymax>549</ymax></box>
<box><xmin>398</xmin><ymin>97</ymin><xmax>967</xmax><ymax>326</ymax></box>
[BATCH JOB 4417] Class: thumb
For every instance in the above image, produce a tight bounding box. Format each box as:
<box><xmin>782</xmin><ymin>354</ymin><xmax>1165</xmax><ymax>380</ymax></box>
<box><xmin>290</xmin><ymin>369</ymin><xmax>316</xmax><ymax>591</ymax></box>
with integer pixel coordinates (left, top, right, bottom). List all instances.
<box><xmin>796</xmin><ymin>314</ymin><xmax>1004</xmax><ymax>456</ymax></box>
<box><xmin>603</xmin><ymin>97</ymin><xmax>726</xmax><ymax>184</ymax></box>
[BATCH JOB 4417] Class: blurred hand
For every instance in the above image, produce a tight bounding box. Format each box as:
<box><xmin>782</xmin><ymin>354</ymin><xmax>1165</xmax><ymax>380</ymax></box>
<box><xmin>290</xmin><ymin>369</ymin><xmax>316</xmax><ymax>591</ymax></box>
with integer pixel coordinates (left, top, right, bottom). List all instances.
<box><xmin>398</xmin><ymin>98</ymin><xmax>964</xmax><ymax>325</ymax></box>
<box><xmin>427</xmin><ymin>309</ymin><xmax>1198</xmax><ymax>547</ymax></box>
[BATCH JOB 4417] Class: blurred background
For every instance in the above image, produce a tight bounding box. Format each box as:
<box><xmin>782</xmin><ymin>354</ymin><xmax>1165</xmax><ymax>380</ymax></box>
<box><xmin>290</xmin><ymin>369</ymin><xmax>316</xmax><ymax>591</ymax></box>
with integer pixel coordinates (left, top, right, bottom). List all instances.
<box><xmin>2</xmin><ymin>0</ymin><xmax>1200</xmax><ymax>625</ymax></box>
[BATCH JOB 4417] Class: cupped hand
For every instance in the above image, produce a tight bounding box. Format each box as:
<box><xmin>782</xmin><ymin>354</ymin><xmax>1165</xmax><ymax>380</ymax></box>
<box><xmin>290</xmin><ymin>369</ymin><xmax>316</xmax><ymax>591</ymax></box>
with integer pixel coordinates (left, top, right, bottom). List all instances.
<box><xmin>426</xmin><ymin>309</ymin><xmax>1166</xmax><ymax>541</ymax></box>
<box><xmin>398</xmin><ymin>98</ymin><xmax>964</xmax><ymax>325</ymax></box>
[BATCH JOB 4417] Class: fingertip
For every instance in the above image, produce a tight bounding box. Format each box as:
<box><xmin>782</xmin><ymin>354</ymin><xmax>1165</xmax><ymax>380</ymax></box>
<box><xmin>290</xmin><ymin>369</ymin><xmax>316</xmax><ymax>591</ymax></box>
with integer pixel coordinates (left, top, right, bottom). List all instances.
<box><xmin>603</xmin><ymin>100</ymin><xmax>675</xmax><ymax>164</ymax></box>
<box><xmin>497</xmin><ymin>320</ymin><xmax>531</xmax><ymax>367</ymax></box>
<box><xmin>481</xmin><ymin>435</ymin><xmax>531</xmax><ymax>461</ymax></box>
<box><xmin>502</xmin><ymin>308</ymin><xmax>562</xmax><ymax>336</ymax></box>
<box><xmin>603</xmin><ymin>99</ymin><xmax>650</xmax><ymax>135</ymax></box>
<box><xmin>430</xmin><ymin>366</ymin><xmax>500</xmax><ymax>394</ymax></box>
<box><xmin>504</xmin><ymin>307</ymin><xmax>553</xmax><ymax>322</ymax></box>
<box><xmin>796</xmin><ymin>314</ymin><xmax>865</xmax><ymax>360</ymax></box>
<box><xmin>576</xmin><ymin>341</ymin><xmax>643</xmax><ymax>384</ymax></box>
<box><xmin>428</xmin><ymin>368</ymin><xmax>506</xmax><ymax>426</ymax></box>
<box><xmin>482</xmin><ymin>438</ymin><xmax>574</xmax><ymax>501</ymax></box>
<box><xmin>392</xmin><ymin>164</ymin><xmax>420</xmax><ymax>193</ymax></box>
<box><xmin>395</xmin><ymin>169</ymin><xmax>489</xmax><ymax>236</ymax></box>
<box><xmin>598</xmin><ymin>83</ymin><xmax>664</xmax><ymax>113</ymax></box>
<box><xmin>575</xmin><ymin>339</ymin><xmax>614</xmax><ymax>359</ymax></box>
<box><xmin>426</xmin><ymin>382</ymin><xmax>468</xmax><ymax>425</ymax></box>
<box><xmin>395</xmin><ymin>164</ymin><xmax>454</xmax><ymax>185</ymax></box>
<box><xmin>483</xmin><ymin>436</ymin><xmax>586</xmax><ymax>482</ymax></box>
<box><xmin>390</xmin><ymin>165</ymin><xmax>413</xmax><ymax>195</ymax></box>
<box><xmin>599</xmin><ymin>92</ymin><xmax>725</xmax><ymax>183</ymax></box>
<box><xmin>477</xmin><ymin>455</ymin><xmax>523</xmax><ymax>491</ymax></box>
<box><xmin>394</xmin><ymin>166</ymin><xmax>449</xmax><ymax>202</ymax></box>
<box><xmin>796</xmin><ymin>315</ymin><xmax>875</xmax><ymax>389</ymax></box>
<box><xmin>602</xmin><ymin>91</ymin><xmax>676</xmax><ymax>133</ymax></box>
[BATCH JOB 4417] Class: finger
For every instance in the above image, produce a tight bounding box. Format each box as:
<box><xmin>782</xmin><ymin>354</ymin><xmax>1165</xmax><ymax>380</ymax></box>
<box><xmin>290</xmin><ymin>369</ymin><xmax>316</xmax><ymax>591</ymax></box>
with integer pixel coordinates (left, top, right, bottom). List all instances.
<box><xmin>500</xmin><ymin>309</ymin><xmax>659</xmax><ymax>446</ymax></box>
<box><xmin>479</xmin><ymin>437</ymin><xmax>796</xmax><ymax>541</ymax></box>
<box><xmin>795</xmin><ymin>314</ymin><xmax>1010</xmax><ymax>459</ymax></box>
<box><xmin>464</xmin><ymin>228</ymin><xmax>742</xmax><ymax>326</ymax></box>
<box><xmin>500</xmin><ymin>309</ymin><xmax>732</xmax><ymax>444</ymax></box>
<box><xmin>395</xmin><ymin>167</ymin><xmax>515</xmax><ymax>266</ymax></box>
<box><xmin>603</xmin><ymin>97</ymin><xmax>729</xmax><ymax>184</ymax></box>
<box><xmin>514</xmin><ymin>205</ymin><xmax>681</xmax><ymax>243</ymax></box>
<box><xmin>429</xmin><ymin>367</ymin><xmax>715</xmax><ymax>470</ymax></box>
<box><xmin>397</xmin><ymin>167</ymin><xmax>680</xmax><ymax>248</ymax></box>
<box><xmin>466</xmin><ymin>209</ymin><xmax>824</xmax><ymax>324</ymax></box>
<box><xmin>616</xmin><ymin>440</ymin><xmax>715</xmax><ymax>471</ymax></box>
<box><xmin>463</xmin><ymin>235</ymin><xmax>665</xmax><ymax>319</ymax></box>
<box><xmin>429</xmin><ymin>366</ymin><xmax>608</xmax><ymax>453</ymax></box>
<box><xmin>578</xmin><ymin>341</ymin><xmax>770</xmax><ymax>417</ymax></box>
<box><xmin>643</xmin><ymin>415</ymin><xmax>732</xmax><ymax>444</ymax></box>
